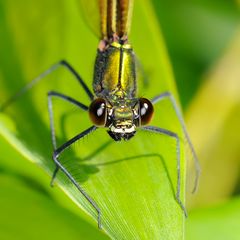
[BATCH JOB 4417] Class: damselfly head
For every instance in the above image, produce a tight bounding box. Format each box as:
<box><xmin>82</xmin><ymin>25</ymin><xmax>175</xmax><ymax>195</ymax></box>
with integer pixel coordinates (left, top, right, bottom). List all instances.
<box><xmin>107</xmin><ymin>101</ymin><xmax>138</xmax><ymax>141</ymax></box>
<box><xmin>89</xmin><ymin>97</ymin><xmax>154</xmax><ymax>141</ymax></box>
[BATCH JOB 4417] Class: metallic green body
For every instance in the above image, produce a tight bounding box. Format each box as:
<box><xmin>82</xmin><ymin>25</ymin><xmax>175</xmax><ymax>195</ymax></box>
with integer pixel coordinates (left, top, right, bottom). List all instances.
<box><xmin>93</xmin><ymin>42</ymin><xmax>136</xmax><ymax>100</ymax></box>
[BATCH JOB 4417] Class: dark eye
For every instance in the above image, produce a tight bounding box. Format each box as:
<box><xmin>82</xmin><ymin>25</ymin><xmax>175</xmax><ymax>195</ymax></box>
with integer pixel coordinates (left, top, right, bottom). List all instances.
<box><xmin>89</xmin><ymin>98</ymin><xmax>107</xmax><ymax>126</ymax></box>
<box><xmin>139</xmin><ymin>98</ymin><xmax>154</xmax><ymax>125</ymax></box>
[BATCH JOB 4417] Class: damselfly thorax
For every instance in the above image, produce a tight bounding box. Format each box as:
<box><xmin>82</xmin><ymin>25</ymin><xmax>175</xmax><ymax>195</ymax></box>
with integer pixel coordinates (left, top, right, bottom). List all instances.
<box><xmin>89</xmin><ymin>39</ymin><xmax>153</xmax><ymax>141</ymax></box>
<box><xmin>94</xmin><ymin>41</ymin><xmax>136</xmax><ymax>99</ymax></box>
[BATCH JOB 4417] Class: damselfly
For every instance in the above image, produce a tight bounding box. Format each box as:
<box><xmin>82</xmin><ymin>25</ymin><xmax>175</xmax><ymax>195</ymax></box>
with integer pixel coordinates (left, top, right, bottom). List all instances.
<box><xmin>0</xmin><ymin>0</ymin><xmax>200</xmax><ymax>229</ymax></box>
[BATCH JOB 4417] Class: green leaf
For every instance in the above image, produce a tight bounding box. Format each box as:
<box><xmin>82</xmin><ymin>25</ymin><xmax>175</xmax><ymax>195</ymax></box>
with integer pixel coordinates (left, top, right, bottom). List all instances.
<box><xmin>0</xmin><ymin>0</ymin><xmax>186</xmax><ymax>239</ymax></box>
<box><xmin>0</xmin><ymin>157</ymin><xmax>109</xmax><ymax>240</ymax></box>
<box><xmin>0</xmin><ymin>133</ymin><xmax>111</xmax><ymax>233</ymax></box>
<box><xmin>186</xmin><ymin>197</ymin><xmax>240</xmax><ymax>240</ymax></box>
<box><xmin>0</xmin><ymin>132</ymin><xmax>109</xmax><ymax>239</ymax></box>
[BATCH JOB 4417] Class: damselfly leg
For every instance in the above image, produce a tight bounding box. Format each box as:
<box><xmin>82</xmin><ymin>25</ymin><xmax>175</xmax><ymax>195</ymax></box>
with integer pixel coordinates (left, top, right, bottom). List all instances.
<box><xmin>47</xmin><ymin>90</ymin><xmax>89</xmax><ymax>186</ymax></box>
<box><xmin>0</xmin><ymin>59</ymin><xmax>93</xmax><ymax>184</ymax></box>
<box><xmin>141</xmin><ymin>125</ymin><xmax>187</xmax><ymax>217</ymax></box>
<box><xmin>151</xmin><ymin>91</ymin><xmax>201</xmax><ymax>193</ymax></box>
<box><xmin>0</xmin><ymin>60</ymin><xmax>103</xmax><ymax>227</ymax></box>
<box><xmin>52</xmin><ymin>126</ymin><xmax>101</xmax><ymax>228</ymax></box>
<box><xmin>140</xmin><ymin>92</ymin><xmax>201</xmax><ymax>217</ymax></box>
<box><xmin>0</xmin><ymin>60</ymin><xmax>93</xmax><ymax>112</ymax></box>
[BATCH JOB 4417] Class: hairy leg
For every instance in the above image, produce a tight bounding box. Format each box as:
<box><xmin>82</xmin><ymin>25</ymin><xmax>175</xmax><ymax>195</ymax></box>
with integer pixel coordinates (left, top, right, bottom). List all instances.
<box><xmin>0</xmin><ymin>60</ymin><xmax>93</xmax><ymax>111</ymax></box>
<box><xmin>52</xmin><ymin>126</ymin><xmax>102</xmax><ymax>228</ymax></box>
<box><xmin>151</xmin><ymin>91</ymin><xmax>200</xmax><ymax>193</ymax></box>
<box><xmin>47</xmin><ymin>90</ymin><xmax>88</xmax><ymax>185</ymax></box>
<box><xmin>141</xmin><ymin>125</ymin><xmax>187</xmax><ymax>217</ymax></box>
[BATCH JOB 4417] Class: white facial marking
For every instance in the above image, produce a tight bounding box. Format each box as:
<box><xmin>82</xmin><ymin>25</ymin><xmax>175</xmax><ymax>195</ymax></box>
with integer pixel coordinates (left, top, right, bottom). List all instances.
<box><xmin>110</xmin><ymin>125</ymin><xmax>136</xmax><ymax>133</ymax></box>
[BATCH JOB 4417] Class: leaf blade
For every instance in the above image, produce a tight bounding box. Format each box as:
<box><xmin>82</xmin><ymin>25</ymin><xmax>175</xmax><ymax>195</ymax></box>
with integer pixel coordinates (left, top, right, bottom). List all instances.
<box><xmin>0</xmin><ymin>0</ymin><xmax>186</xmax><ymax>239</ymax></box>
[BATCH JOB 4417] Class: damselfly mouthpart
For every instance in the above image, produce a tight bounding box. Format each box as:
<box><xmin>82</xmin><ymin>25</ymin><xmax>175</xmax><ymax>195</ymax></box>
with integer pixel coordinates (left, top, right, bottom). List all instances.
<box><xmin>0</xmin><ymin>0</ymin><xmax>200</xmax><ymax>229</ymax></box>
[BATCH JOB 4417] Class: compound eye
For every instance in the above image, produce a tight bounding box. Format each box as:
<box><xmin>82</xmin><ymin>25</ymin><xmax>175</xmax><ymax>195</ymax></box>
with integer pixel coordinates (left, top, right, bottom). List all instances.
<box><xmin>139</xmin><ymin>98</ymin><xmax>154</xmax><ymax>125</ymax></box>
<box><xmin>89</xmin><ymin>98</ymin><xmax>107</xmax><ymax>126</ymax></box>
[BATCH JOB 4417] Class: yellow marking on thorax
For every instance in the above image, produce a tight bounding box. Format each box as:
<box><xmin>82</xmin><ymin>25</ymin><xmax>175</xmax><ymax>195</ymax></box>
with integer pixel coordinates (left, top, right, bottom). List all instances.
<box><xmin>111</xmin><ymin>42</ymin><xmax>132</xmax><ymax>50</ymax></box>
<box><xmin>99</xmin><ymin>41</ymin><xmax>135</xmax><ymax>99</ymax></box>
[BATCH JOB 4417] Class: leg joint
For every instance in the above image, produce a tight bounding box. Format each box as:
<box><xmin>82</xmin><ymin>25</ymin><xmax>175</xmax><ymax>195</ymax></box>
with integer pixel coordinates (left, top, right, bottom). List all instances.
<box><xmin>53</xmin><ymin>151</ymin><xmax>59</xmax><ymax>162</ymax></box>
<box><xmin>59</xmin><ymin>59</ymin><xmax>68</xmax><ymax>66</ymax></box>
<box><xmin>48</xmin><ymin>90</ymin><xmax>55</xmax><ymax>96</ymax></box>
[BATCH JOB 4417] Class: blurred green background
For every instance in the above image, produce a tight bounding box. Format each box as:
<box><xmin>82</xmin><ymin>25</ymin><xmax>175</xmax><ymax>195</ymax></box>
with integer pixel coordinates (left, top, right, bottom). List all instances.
<box><xmin>0</xmin><ymin>0</ymin><xmax>240</xmax><ymax>239</ymax></box>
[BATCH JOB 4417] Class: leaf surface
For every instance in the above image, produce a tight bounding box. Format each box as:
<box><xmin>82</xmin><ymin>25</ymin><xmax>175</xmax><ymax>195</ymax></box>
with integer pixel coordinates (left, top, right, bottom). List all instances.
<box><xmin>0</xmin><ymin>0</ymin><xmax>186</xmax><ymax>239</ymax></box>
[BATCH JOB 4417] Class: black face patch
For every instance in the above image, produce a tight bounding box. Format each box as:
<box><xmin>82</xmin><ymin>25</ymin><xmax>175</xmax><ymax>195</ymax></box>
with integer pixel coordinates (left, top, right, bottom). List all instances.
<box><xmin>107</xmin><ymin>131</ymin><xmax>136</xmax><ymax>141</ymax></box>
